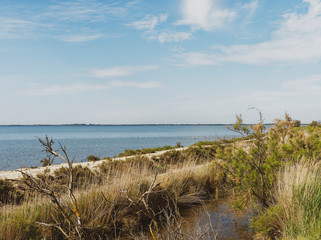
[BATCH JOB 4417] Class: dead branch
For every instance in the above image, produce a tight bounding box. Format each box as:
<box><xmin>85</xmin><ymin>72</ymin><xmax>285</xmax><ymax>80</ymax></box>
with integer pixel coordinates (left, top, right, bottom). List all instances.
<box><xmin>19</xmin><ymin>136</ymin><xmax>85</xmax><ymax>239</ymax></box>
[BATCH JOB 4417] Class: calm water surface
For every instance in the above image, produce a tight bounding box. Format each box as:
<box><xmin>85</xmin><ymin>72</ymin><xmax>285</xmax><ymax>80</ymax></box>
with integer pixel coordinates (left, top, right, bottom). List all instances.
<box><xmin>0</xmin><ymin>125</ymin><xmax>237</xmax><ymax>171</ymax></box>
<box><xmin>179</xmin><ymin>199</ymin><xmax>254</xmax><ymax>240</ymax></box>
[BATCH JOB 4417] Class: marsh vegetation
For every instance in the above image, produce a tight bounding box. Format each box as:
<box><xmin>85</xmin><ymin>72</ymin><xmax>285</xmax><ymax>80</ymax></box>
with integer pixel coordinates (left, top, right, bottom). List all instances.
<box><xmin>0</xmin><ymin>113</ymin><xmax>321</xmax><ymax>239</ymax></box>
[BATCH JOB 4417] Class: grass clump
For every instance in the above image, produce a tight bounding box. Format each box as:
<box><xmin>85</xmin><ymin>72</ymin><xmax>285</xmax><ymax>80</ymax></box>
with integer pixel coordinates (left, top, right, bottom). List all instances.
<box><xmin>252</xmin><ymin>160</ymin><xmax>321</xmax><ymax>239</ymax></box>
<box><xmin>117</xmin><ymin>145</ymin><xmax>179</xmax><ymax>157</ymax></box>
<box><xmin>86</xmin><ymin>155</ymin><xmax>100</xmax><ymax>162</ymax></box>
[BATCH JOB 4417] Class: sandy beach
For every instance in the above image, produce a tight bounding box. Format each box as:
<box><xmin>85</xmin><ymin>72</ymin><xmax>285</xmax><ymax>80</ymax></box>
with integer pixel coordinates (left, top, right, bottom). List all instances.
<box><xmin>0</xmin><ymin>146</ymin><xmax>189</xmax><ymax>180</ymax></box>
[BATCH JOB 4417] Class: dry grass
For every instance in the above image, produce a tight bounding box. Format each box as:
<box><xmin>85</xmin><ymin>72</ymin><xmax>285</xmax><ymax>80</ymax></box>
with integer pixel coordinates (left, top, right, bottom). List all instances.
<box><xmin>252</xmin><ymin>159</ymin><xmax>321</xmax><ymax>240</ymax></box>
<box><xmin>0</xmin><ymin>153</ymin><xmax>222</xmax><ymax>240</ymax></box>
<box><xmin>275</xmin><ymin>160</ymin><xmax>321</xmax><ymax>239</ymax></box>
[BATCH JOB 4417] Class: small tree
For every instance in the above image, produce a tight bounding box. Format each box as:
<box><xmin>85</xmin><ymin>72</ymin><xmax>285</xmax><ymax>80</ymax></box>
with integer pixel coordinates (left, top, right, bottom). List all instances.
<box><xmin>219</xmin><ymin>109</ymin><xmax>277</xmax><ymax>208</ymax></box>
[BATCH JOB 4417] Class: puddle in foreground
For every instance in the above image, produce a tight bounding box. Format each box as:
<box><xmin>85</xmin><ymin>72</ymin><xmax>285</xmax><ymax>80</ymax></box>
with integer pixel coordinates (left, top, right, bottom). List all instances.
<box><xmin>178</xmin><ymin>199</ymin><xmax>254</xmax><ymax>240</ymax></box>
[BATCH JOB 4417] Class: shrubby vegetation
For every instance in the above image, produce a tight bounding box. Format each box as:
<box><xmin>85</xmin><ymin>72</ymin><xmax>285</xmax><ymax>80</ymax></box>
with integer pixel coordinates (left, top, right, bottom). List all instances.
<box><xmin>117</xmin><ymin>145</ymin><xmax>180</xmax><ymax>157</ymax></box>
<box><xmin>216</xmin><ymin>113</ymin><xmax>321</xmax><ymax>239</ymax></box>
<box><xmin>308</xmin><ymin>120</ymin><xmax>321</xmax><ymax>127</ymax></box>
<box><xmin>0</xmin><ymin>137</ymin><xmax>221</xmax><ymax>239</ymax></box>
<box><xmin>86</xmin><ymin>155</ymin><xmax>100</xmax><ymax>162</ymax></box>
<box><xmin>1</xmin><ymin>113</ymin><xmax>321</xmax><ymax>239</ymax></box>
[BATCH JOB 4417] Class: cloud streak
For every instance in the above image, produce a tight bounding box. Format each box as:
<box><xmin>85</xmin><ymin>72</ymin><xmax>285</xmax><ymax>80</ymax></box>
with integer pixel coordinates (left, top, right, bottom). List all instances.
<box><xmin>0</xmin><ymin>0</ymin><xmax>138</xmax><ymax>40</ymax></box>
<box><xmin>147</xmin><ymin>30</ymin><xmax>193</xmax><ymax>43</ymax></box>
<box><xmin>89</xmin><ymin>65</ymin><xmax>158</xmax><ymax>78</ymax></box>
<box><xmin>176</xmin><ymin>0</ymin><xmax>321</xmax><ymax>66</ymax></box>
<box><xmin>39</xmin><ymin>0</ymin><xmax>128</xmax><ymax>23</ymax></box>
<box><xmin>129</xmin><ymin>13</ymin><xmax>194</xmax><ymax>43</ymax></box>
<box><xmin>20</xmin><ymin>81</ymin><xmax>162</xmax><ymax>96</ymax></box>
<box><xmin>129</xmin><ymin>14</ymin><xmax>168</xmax><ymax>30</ymax></box>
<box><xmin>0</xmin><ymin>17</ymin><xmax>50</xmax><ymax>39</ymax></box>
<box><xmin>58</xmin><ymin>34</ymin><xmax>104</xmax><ymax>42</ymax></box>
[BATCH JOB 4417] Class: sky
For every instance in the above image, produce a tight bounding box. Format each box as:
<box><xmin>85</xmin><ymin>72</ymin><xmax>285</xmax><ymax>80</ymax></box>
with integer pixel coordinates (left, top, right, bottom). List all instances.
<box><xmin>1</xmin><ymin>0</ymin><xmax>321</xmax><ymax>124</ymax></box>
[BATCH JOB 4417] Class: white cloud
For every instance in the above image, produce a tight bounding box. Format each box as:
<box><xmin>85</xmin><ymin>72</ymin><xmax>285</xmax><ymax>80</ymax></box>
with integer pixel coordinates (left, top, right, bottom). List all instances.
<box><xmin>175</xmin><ymin>52</ymin><xmax>217</xmax><ymax>66</ymax></box>
<box><xmin>129</xmin><ymin>13</ymin><xmax>193</xmax><ymax>43</ymax></box>
<box><xmin>19</xmin><ymin>81</ymin><xmax>162</xmax><ymax>96</ymax></box>
<box><xmin>129</xmin><ymin>14</ymin><xmax>168</xmax><ymax>30</ymax></box>
<box><xmin>58</xmin><ymin>34</ymin><xmax>104</xmax><ymax>42</ymax></box>
<box><xmin>148</xmin><ymin>31</ymin><xmax>193</xmax><ymax>43</ymax></box>
<box><xmin>176</xmin><ymin>0</ymin><xmax>236</xmax><ymax>31</ymax></box>
<box><xmin>0</xmin><ymin>17</ymin><xmax>50</xmax><ymax>39</ymax></box>
<box><xmin>242</xmin><ymin>0</ymin><xmax>259</xmax><ymax>11</ymax></box>
<box><xmin>110</xmin><ymin>81</ymin><xmax>162</xmax><ymax>88</ymax></box>
<box><xmin>89</xmin><ymin>65</ymin><xmax>158</xmax><ymax>78</ymax></box>
<box><xmin>241</xmin><ymin>0</ymin><xmax>259</xmax><ymax>20</ymax></box>
<box><xmin>176</xmin><ymin>0</ymin><xmax>321</xmax><ymax>66</ymax></box>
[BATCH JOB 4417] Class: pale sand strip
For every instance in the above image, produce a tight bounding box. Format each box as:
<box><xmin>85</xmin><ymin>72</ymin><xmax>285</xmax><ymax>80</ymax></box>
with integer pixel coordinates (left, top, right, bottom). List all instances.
<box><xmin>0</xmin><ymin>147</ymin><xmax>190</xmax><ymax>180</ymax></box>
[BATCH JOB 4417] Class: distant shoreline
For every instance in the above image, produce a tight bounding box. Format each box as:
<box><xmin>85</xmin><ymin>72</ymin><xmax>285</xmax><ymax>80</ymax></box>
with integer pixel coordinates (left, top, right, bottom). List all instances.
<box><xmin>0</xmin><ymin>123</ymin><xmax>274</xmax><ymax>127</ymax></box>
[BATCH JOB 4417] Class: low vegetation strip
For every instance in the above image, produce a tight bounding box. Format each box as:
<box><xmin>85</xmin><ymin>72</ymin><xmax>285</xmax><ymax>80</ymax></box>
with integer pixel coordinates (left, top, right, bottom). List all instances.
<box><xmin>0</xmin><ymin>161</ymin><xmax>221</xmax><ymax>239</ymax></box>
<box><xmin>1</xmin><ymin>113</ymin><xmax>321</xmax><ymax>239</ymax></box>
<box><xmin>0</xmin><ymin>146</ymin><xmax>190</xmax><ymax>180</ymax></box>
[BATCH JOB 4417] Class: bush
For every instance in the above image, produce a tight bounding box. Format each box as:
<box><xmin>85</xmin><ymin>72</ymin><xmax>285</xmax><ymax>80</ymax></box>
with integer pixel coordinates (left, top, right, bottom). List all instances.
<box><xmin>253</xmin><ymin>161</ymin><xmax>321</xmax><ymax>239</ymax></box>
<box><xmin>117</xmin><ymin>145</ymin><xmax>177</xmax><ymax>157</ymax></box>
<box><xmin>0</xmin><ymin>179</ymin><xmax>23</xmax><ymax>204</ymax></box>
<box><xmin>308</xmin><ymin>120</ymin><xmax>321</xmax><ymax>127</ymax></box>
<box><xmin>86</xmin><ymin>155</ymin><xmax>100</xmax><ymax>162</ymax></box>
<box><xmin>217</xmin><ymin>112</ymin><xmax>306</xmax><ymax>208</ymax></box>
<box><xmin>292</xmin><ymin>120</ymin><xmax>301</xmax><ymax>127</ymax></box>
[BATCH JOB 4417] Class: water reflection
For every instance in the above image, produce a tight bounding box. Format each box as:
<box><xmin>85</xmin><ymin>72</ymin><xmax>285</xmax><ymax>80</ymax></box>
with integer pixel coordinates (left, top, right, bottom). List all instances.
<box><xmin>179</xmin><ymin>199</ymin><xmax>254</xmax><ymax>240</ymax></box>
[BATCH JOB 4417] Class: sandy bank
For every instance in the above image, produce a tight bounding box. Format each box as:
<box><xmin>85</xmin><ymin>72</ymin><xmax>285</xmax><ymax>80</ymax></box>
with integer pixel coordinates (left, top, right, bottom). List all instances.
<box><xmin>0</xmin><ymin>146</ymin><xmax>190</xmax><ymax>180</ymax></box>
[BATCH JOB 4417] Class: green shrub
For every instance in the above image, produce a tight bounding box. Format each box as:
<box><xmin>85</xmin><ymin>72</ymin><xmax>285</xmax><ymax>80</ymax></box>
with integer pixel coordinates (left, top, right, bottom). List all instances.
<box><xmin>86</xmin><ymin>155</ymin><xmax>100</xmax><ymax>162</ymax></box>
<box><xmin>250</xmin><ymin>204</ymin><xmax>284</xmax><ymax>240</ymax></box>
<box><xmin>308</xmin><ymin>120</ymin><xmax>321</xmax><ymax>127</ymax></box>
<box><xmin>253</xmin><ymin>161</ymin><xmax>321</xmax><ymax>239</ymax></box>
<box><xmin>117</xmin><ymin>145</ymin><xmax>177</xmax><ymax>157</ymax></box>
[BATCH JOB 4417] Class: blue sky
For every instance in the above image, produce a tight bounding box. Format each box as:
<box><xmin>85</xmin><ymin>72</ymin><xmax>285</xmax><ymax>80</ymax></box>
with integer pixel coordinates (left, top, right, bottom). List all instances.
<box><xmin>1</xmin><ymin>0</ymin><xmax>321</xmax><ymax>124</ymax></box>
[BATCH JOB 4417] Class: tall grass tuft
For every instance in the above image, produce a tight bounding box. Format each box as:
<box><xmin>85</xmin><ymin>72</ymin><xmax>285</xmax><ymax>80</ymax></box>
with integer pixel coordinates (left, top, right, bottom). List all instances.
<box><xmin>252</xmin><ymin>159</ymin><xmax>321</xmax><ymax>239</ymax></box>
<box><xmin>276</xmin><ymin>160</ymin><xmax>321</xmax><ymax>239</ymax></box>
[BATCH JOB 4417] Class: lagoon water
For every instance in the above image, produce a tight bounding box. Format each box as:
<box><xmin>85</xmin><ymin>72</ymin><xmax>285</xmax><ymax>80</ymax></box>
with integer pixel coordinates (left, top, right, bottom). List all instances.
<box><xmin>0</xmin><ymin>125</ymin><xmax>237</xmax><ymax>171</ymax></box>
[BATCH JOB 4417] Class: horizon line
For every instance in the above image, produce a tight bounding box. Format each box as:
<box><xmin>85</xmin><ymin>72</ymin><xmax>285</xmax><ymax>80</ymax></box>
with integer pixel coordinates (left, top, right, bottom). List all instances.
<box><xmin>0</xmin><ymin>123</ymin><xmax>276</xmax><ymax>126</ymax></box>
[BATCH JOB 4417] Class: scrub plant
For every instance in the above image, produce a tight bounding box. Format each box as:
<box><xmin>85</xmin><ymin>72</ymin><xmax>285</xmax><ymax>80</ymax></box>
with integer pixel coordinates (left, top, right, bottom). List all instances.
<box><xmin>218</xmin><ymin>109</ymin><xmax>274</xmax><ymax>208</ymax></box>
<box><xmin>218</xmin><ymin>111</ymin><xmax>302</xmax><ymax>208</ymax></box>
<box><xmin>252</xmin><ymin>160</ymin><xmax>321</xmax><ymax>239</ymax></box>
<box><xmin>19</xmin><ymin>136</ymin><xmax>86</xmax><ymax>239</ymax></box>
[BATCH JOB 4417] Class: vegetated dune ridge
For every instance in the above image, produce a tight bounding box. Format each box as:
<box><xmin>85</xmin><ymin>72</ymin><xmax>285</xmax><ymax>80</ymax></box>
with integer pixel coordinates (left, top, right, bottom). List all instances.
<box><xmin>1</xmin><ymin>116</ymin><xmax>321</xmax><ymax>240</ymax></box>
<box><xmin>0</xmin><ymin>141</ymin><xmax>222</xmax><ymax>240</ymax></box>
<box><xmin>0</xmin><ymin>146</ymin><xmax>190</xmax><ymax>180</ymax></box>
